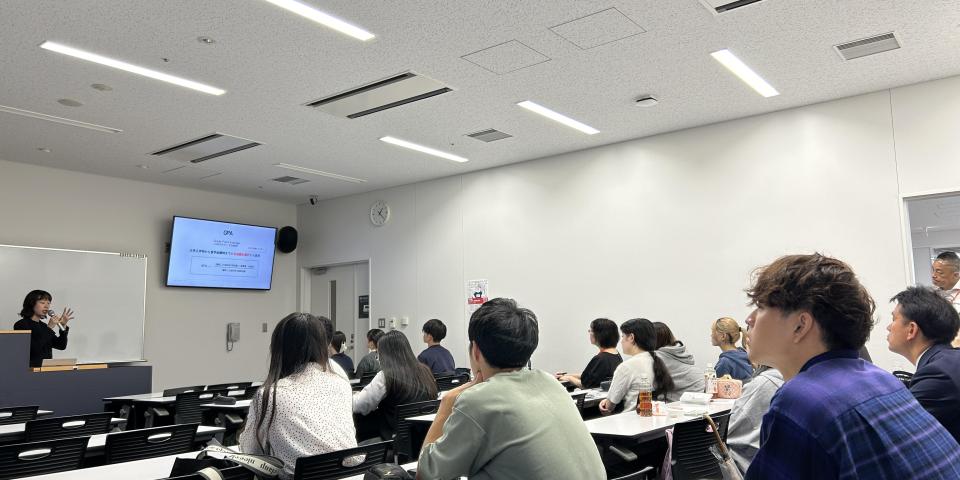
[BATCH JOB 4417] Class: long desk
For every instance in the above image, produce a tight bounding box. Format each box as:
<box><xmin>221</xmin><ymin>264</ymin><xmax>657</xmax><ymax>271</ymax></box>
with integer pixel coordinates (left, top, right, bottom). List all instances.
<box><xmin>0</xmin><ymin>417</ymin><xmax>126</xmax><ymax>442</ymax></box>
<box><xmin>584</xmin><ymin>399</ymin><xmax>734</xmax><ymax>441</ymax></box>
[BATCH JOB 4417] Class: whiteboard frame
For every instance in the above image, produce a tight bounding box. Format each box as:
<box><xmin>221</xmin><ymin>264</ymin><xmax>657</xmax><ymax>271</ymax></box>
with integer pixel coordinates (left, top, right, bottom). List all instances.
<box><xmin>0</xmin><ymin>243</ymin><xmax>148</xmax><ymax>364</ymax></box>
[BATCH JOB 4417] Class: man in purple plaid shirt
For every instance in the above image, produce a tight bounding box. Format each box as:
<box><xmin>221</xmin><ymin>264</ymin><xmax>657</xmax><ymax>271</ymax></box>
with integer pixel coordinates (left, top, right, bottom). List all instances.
<box><xmin>743</xmin><ymin>253</ymin><xmax>960</xmax><ymax>479</ymax></box>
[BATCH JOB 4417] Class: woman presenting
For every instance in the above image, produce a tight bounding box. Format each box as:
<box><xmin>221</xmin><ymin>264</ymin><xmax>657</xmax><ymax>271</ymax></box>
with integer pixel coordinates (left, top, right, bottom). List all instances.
<box><xmin>13</xmin><ymin>290</ymin><xmax>74</xmax><ymax>367</ymax></box>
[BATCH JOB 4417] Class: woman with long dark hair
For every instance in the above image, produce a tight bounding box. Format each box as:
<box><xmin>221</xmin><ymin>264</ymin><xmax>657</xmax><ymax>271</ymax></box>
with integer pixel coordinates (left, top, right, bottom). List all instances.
<box><xmin>653</xmin><ymin>321</ymin><xmax>704</xmax><ymax>401</ymax></box>
<box><xmin>354</xmin><ymin>330</ymin><xmax>439</xmax><ymax>440</ymax></box>
<box><xmin>599</xmin><ymin>318</ymin><xmax>674</xmax><ymax>415</ymax></box>
<box><xmin>14</xmin><ymin>290</ymin><xmax>74</xmax><ymax>368</ymax></box>
<box><xmin>239</xmin><ymin>313</ymin><xmax>356</xmax><ymax>479</ymax></box>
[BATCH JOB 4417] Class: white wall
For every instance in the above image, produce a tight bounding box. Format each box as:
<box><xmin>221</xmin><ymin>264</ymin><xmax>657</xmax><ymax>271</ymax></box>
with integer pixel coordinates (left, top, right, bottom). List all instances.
<box><xmin>299</xmin><ymin>74</ymin><xmax>960</xmax><ymax>375</ymax></box>
<box><xmin>0</xmin><ymin>159</ymin><xmax>297</xmax><ymax>390</ymax></box>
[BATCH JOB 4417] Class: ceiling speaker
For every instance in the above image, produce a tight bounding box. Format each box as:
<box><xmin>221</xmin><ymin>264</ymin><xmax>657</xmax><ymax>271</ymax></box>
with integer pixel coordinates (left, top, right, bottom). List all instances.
<box><xmin>276</xmin><ymin>226</ymin><xmax>298</xmax><ymax>254</ymax></box>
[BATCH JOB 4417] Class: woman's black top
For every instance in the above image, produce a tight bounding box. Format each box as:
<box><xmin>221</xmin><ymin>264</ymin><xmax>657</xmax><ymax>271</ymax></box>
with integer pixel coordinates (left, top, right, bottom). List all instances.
<box><xmin>580</xmin><ymin>351</ymin><xmax>623</xmax><ymax>389</ymax></box>
<box><xmin>13</xmin><ymin>318</ymin><xmax>69</xmax><ymax>368</ymax></box>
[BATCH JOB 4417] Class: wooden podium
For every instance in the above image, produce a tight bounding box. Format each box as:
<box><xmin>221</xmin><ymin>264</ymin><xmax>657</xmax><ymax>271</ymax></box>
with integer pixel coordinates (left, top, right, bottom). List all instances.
<box><xmin>0</xmin><ymin>331</ymin><xmax>151</xmax><ymax>416</ymax></box>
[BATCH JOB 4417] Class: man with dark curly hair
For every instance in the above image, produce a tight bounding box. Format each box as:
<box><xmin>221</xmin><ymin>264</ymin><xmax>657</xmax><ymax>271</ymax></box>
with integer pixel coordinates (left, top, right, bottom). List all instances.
<box><xmin>744</xmin><ymin>253</ymin><xmax>960</xmax><ymax>480</ymax></box>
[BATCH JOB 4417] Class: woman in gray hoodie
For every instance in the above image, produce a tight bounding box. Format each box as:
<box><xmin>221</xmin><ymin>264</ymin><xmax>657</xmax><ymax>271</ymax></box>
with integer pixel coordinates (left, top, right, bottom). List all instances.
<box><xmin>653</xmin><ymin>322</ymin><xmax>705</xmax><ymax>401</ymax></box>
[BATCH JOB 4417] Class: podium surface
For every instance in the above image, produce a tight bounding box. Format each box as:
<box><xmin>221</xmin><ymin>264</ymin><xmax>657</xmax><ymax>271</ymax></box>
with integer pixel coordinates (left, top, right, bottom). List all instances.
<box><xmin>0</xmin><ymin>331</ymin><xmax>151</xmax><ymax>415</ymax></box>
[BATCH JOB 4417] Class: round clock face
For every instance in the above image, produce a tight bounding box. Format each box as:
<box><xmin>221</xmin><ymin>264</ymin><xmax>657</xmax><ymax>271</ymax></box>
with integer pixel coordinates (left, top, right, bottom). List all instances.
<box><xmin>370</xmin><ymin>200</ymin><xmax>390</xmax><ymax>226</ymax></box>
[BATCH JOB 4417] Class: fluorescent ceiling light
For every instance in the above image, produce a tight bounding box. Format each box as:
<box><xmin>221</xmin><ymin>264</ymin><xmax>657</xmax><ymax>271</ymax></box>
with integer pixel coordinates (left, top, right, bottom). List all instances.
<box><xmin>516</xmin><ymin>101</ymin><xmax>599</xmax><ymax>135</ymax></box>
<box><xmin>0</xmin><ymin>104</ymin><xmax>122</xmax><ymax>133</ymax></box>
<box><xmin>274</xmin><ymin>163</ymin><xmax>367</xmax><ymax>184</ymax></box>
<box><xmin>262</xmin><ymin>0</ymin><xmax>375</xmax><ymax>41</ymax></box>
<box><xmin>379</xmin><ymin>136</ymin><xmax>468</xmax><ymax>163</ymax></box>
<box><xmin>710</xmin><ymin>49</ymin><xmax>779</xmax><ymax>98</ymax></box>
<box><xmin>39</xmin><ymin>41</ymin><xmax>226</xmax><ymax>96</ymax></box>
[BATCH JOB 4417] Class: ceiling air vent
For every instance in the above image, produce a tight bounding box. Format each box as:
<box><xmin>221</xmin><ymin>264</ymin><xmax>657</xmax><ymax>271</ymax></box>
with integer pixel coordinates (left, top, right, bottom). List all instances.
<box><xmin>466</xmin><ymin>128</ymin><xmax>513</xmax><ymax>143</ymax></box>
<box><xmin>835</xmin><ymin>32</ymin><xmax>900</xmax><ymax>61</ymax></box>
<box><xmin>698</xmin><ymin>0</ymin><xmax>764</xmax><ymax>14</ymax></box>
<box><xmin>272</xmin><ymin>176</ymin><xmax>309</xmax><ymax>185</ymax></box>
<box><xmin>306</xmin><ymin>72</ymin><xmax>453</xmax><ymax>119</ymax></box>
<box><xmin>151</xmin><ymin>133</ymin><xmax>261</xmax><ymax>164</ymax></box>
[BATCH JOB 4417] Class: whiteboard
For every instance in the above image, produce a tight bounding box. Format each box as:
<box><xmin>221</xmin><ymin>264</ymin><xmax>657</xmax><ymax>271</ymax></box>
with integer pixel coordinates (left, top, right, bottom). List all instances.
<box><xmin>0</xmin><ymin>244</ymin><xmax>147</xmax><ymax>363</ymax></box>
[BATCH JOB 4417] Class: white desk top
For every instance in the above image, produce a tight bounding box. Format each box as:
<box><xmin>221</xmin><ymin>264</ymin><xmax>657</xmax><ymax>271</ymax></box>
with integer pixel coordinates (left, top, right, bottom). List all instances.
<box><xmin>104</xmin><ymin>383</ymin><xmax>263</xmax><ymax>404</ymax></box>
<box><xmin>0</xmin><ymin>417</ymin><xmax>126</xmax><ymax>439</ymax></box>
<box><xmin>201</xmin><ymin>399</ymin><xmax>252</xmax><ymax>411</ymax></box>
<box><xmin>584</xmin><ymin>399</ymin><xmax>734</xmax><ymax>440</ymax></box>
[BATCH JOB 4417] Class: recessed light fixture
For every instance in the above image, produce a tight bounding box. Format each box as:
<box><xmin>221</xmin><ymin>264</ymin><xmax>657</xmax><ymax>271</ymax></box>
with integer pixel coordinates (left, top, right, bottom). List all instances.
<box><xmin>91</xmin><ymin>83</ymin><xmax>113</xmax><ymax>92</ymax></box>
<box><xmin>516</xmin><ymin>100</ymin><xmax>599</xmax><ymax>135</ymax></box>
<box><xmin>136</xmin><ymin>164</ymin><xmax>149</xmax><ymax>169</ymax></box>
<box><xmin>197</xmin><ymin>36</ymin><xmax>216</xmax><ymax>44</ymax></box>
<box><xmin>261</xmin><ymin>0</ymin><xmax>375</xmax><ymax>41</ymax></box>
<box><xmin>273</xmin><ymin>163</ymin><xmax>367</xmax><ymax>184</ymax></box>
<box><xmin>37</xmin><ymin>147</ymin><xmax>52</xmax><ymax>153</ymax></box>
<box><xmin>634</xmin><ymin>96</ymin><xmax>659</xmax><ymax>107</ymax></box>
<box><xmin>0</xmin><ymin>104</ymin><xmax>122</xmax><ymax>133</ymax></box>
<box><xmin>39</xmin><ymin>41</ymin><xmax>226</xmax><ymax>96</ymax></box>
<box><xmin>57</xmin><ymin>98</ymin><xmax>83</xmax><ymax>107</ymax></box>
<box><xmin>710</xmin><ymin>49</ymin><xmax>779</xmax><ymax>97</ymax></box>
<box><xmin>379</xmin><ymin>136</ymin><xmax>468</xmax><ymax>163</ymax></box>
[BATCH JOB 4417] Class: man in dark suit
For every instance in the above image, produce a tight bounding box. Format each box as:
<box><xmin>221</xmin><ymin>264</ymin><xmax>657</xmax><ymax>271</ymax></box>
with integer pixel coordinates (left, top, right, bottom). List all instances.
<box><xmin>887</xmin><ymin>285</ymin><xmax>960</xmax><ymax>441</ymax></box>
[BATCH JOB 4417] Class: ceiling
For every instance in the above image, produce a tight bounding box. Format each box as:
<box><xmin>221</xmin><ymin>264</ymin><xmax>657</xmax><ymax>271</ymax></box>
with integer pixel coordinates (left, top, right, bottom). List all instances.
<box><xmin>1</xmin><ymin>1</ymin><xmax>959</xmax><ymax>204</ymax></box>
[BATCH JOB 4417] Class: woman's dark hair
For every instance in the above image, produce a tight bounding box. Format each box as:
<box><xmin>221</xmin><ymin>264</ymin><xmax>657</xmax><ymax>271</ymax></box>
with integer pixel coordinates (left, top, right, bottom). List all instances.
<box><xmin>422</xmin><ymin>319</ymin><xmax>447</xmax><ymax>342</ymax></box>
<box><xmin>248</xmin><ymin>312</ymin><xmax>330</xmax><ymax>453</ymax></box>
<box><xmin>653</xmin><ymin>321</ymin><xmax>680</xmax><ymax>349</ymax></box>
<box><xmin>621</xmin><ymin>318</ymin><xmax>675</xmax><ymax>395</ymax></box>
<box><xmin>590</xmin><ymin>318</ymin><xmax>619</xmax><ymax>349</ymax></box>
<box><xmin>332</xmin><ymin>331</ymin><xmax>347</xmax><ymax>353</ymax></box>
<box><xmin>891</xmin><ymin>286</ymin><xmax>960</xmax><ymax>345</ymax></box>
<box><xmin>366</xmin><ymin>328</ymin><xmax>385</xmax><ymax>345</ymax></box>
<box><xmin>747</xmin><ymin>253</ymin><xmax>875</xmax><ymax>350</ymax></box>
<box><xmin>377</xmin><ymin>331</ymin><xmax>438</xmax><ymax>400</ymax></box>
<box><xmin>468</xmin><ymin>298</ymin><xmax>538</xmax><ymax>368</ymax></box>
<box><xmin>20</xmin><ymin>290</ymin><xmax>52</xmax><ymax>318</ymax></box>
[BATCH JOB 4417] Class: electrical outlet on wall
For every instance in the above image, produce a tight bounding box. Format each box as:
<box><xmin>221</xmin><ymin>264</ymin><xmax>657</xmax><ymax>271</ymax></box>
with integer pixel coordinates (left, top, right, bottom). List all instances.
<box><xmin>389</xmin><ymin>317</ymin><xmax>397</xmax><ymax>330</ymax></box>
<box><xmin>400</xmin><ymin>316</ymin><xmax>410</xmax><ymax>327</ymax></box>
<box><xmin>262</xmin><ymin>322</ymin><xmax>268</xmax><ymax>333</ymax></box>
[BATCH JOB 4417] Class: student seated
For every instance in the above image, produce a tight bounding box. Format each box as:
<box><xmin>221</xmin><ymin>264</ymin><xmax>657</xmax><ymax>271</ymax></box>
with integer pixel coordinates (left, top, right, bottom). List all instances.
<box><xmin>239</xmin><ymin>313</ymin><xmax>357</xmax><ymax>480</ymax></box>
<box><xmin>744</xmin><ymin>254</ymin><xmax>960</xmax><ymax>479</ymax></box>
<box><xmin>556</xmin><ymin>318</ymin><xmax>622</xmax><ymax>389</ymax></box>
<box><xmin>417</xmin><ymin>318</ymin><xmax>455</xmax><ymax>376</ymax></box>
<box><xmin>653</xmin><ymin>321</ymin><xmax>704</xmax><ymax>401</ymax></box>
<box><xmin>726</xmin><ymin>314</ymin><xmax>784</xmax><ymax>474</ymax></box>
<box><xmin>330</xmin><ymin>330</ymin><xmax>355</xmax><ymax>378</ymax></box>
<box><xmin>417</xmin><ymin>298</ymin><xmax>605</xmax><ymax>480</ymax></box>
<box><xmin>886</xmin><ymin>286</ymin><xmax>960</xmax><ymax>442</ymax></box>
<box><xmin>711</xmin><ymin>317</ymin><xmax>752</xmax><ymax>381</ymax></box>
<box><xmin>353</xmin><ymin>331</ymin><xmax>439</xmax><ymax>440</ymax></box>
<box><xmin>355</xmin><ymin>328</ymin><xmax>385</xmax><ymax>378</ymax></box>
<box><xmin>599</xmin><ymin>318</ymin><xmax>674</xmax><ymax>414</ymax></box>
<box><xmin>316</xmin><ymin>316</ymin><xmax>350</xmax><ymax>381</ymax></box>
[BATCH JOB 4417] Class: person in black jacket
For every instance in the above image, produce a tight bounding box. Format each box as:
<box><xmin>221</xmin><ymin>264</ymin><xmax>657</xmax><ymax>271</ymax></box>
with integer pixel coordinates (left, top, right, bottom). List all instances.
<box><xmin>887</xmin><ymin>285</ymin><xmax>960</xmax><ymax>442</ymax></box>
<box><xmin>13</xmin><ymin>290</ymin><xmax>74</xmax><ymax>367</ymax></box>
<box><xmin>556</xmin><ymin>318</ymin><xmax>622</xmax><ymax>389</ymax></box>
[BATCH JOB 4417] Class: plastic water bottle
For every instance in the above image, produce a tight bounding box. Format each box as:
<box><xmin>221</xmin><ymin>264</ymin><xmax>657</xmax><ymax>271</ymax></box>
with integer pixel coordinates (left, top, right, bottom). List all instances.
<box><xmin>704</xmin><ymin>363</ymin><xmax>717</xmax><ymax>397</ymax></box>
<box><xmin>636</xmin><ymin>374</ymin><xmax>653</xmax><ymax>417</ymax></box>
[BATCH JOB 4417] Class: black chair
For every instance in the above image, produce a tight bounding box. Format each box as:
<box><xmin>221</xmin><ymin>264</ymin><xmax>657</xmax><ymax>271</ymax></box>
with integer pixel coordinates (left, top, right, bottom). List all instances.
<box><xmin>394</xmin><ymin>400</ymin><xmax>441</xmax><ymax>462</ymax></box>
<box><xmin>454</xmin><ymin>367</ymin><xmax>471</xmax><ymax>376</ymax></box>
<box><xmin>435</xmin><ymin>373</ymin><xmax>470</xmax><ymax>391</ymax></box>
<box><xmin>103</xmin><ymin>423</ymin><xmax>199</xmax><ymax>464</ymax></box>
<box><xmin>0</xmin><ymin>405</ymin><xmax>39</xmax><ymax>426</ymax></box>
<box><xmin>165</xmin><ymin>465</ymin><xmax>254</xmax><ymax>480</ymax></box>
<box><xmin>163</xmin><ymin>385</ymin><xmax>206</xmax><ymax>397</ymax></box>
<box><xmin>358</xmin><ymin>372</ymin><xmax>377</xmax><ymax>388</ymax></box>
<box><xmin>670</xmin><ymin>413</ymin><xmax>731</xmax><ymax>480</ymax></box>
<box><xmin>611</xmin><ymin>466</ymin><xmax>655</xmax><ymax>480</ymax></box>
<box><xmin>0</xmin><ymin>436</ymin><xmax>88</xmax><ymax>479</ymax></box>
<box><xmin>293</xmin><ymin>440</ymin><xmax>392</xmax><ymax>480</ymax></box>
<box><xmin>174</xmin><ymin>389</ymin><xmax>228</xmax><ymax>425</ymax></box>
<box><xmin>25</xmin><ymin>412</ymin><xmax>113</xmax><ymax>442</ymax></box>
<box><xmin>571</xmin><ymin>392</ymin><xmax>587</xmax><ymax>413</ymax></box>
<box><xmin>207</xmin><ymin>382</ymin><xmax>253</xmax><ymax>391</ymax></box>
<box><xmin>892</xmin><ymin>370</ymin><xmax>914</xmax><ymax>388</ymax></box>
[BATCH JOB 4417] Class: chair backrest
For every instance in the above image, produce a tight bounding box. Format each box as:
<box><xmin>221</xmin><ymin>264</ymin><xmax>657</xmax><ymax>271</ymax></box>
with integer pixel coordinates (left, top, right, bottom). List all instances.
<box><xmin>670</xmin><ymin>413</ymin><xmax>731</xmax><ymax>480</ymax></box>
<box><xmin>570</xmin><ymin>392</ymin><xmax>587</xmax><ymax>412</ymax></box>
<box><xmin>293</xmin><ymin>441</ymin><xmax>392</xmax><ymax>480</ymax></box>
<box><xmin>162</xmin><ymin>385</ymin><xmax>206</xmax><ymax>397</ymax></box>
<box><xmin>394</xmin><ymin>400</ymin><xmax>441</xmax><ymax>459</ymax></box>
<box><xmin>174</xmin><ymin>389</ymin><xmax>227</xmax><ymax>424</ymax></box>
<box><xmin>25</xmin><ymin>412</ymin><xmax>113</xmax><ymax>442</ymax></box>
<box><xmin>358</xmin><ymin>372</ymin><xmax>377</xmax><ymax>387</ymax></box>
<box><xmin>165</xmin><ymin>465</ymin><xmax>254</xmax><ymax>480</ymax></box>
<box><xmin>892</xmin><ymin>370</ymin><xmax>914</xmax><ymax>388</ymax></box>
<box><xmin>206</xmin><ymin>382</ymin><xmax>253</xmax><ymax>391</ymax></box>
<box><xmin>0</xmin><ymin>405</ymin><xmax>39</xmax><ymax>426</ymax></box>
<box><xmin>0</xmin><ymin>436</ymin><xmax>88</xmax><ymax>480</ymax></box>
<box><xmin>224</xmin><ymin>388</ymin><xmax>256</xmax><ymax>400</ymax></box>
<box><xmin>435</xmin><ymin>373</ymin><xmax>470</xmax><ymax>391</ymax></box>
<box><xmin>103</xmin><ymin>423</ymin><xmax>199</xmax><ymax>464</ymax></box>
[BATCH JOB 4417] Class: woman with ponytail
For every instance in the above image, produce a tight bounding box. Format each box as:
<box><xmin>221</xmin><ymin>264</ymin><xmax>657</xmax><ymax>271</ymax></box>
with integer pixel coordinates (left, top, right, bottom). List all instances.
<box><xmin>711</xmin><ymin>317</ymin><xmax>753</xmax><ymax>381</ymax></box>
<box><xmin>599</xmin><ymin>318</ymin><xmax>674</xmax><ymax>415</ymax></box>
<box><xmin>239</xmin><ymin>313</ymin><xmax>357</xmax><ymax>479</ymax></box>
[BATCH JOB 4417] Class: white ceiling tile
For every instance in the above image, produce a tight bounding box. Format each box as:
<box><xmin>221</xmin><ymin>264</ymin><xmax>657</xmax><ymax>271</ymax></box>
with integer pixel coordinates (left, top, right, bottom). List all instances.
<box><xmin>549</xmin><ymin>8</ymin><xmax>646</xmax><ymax>50</ymax></box>
<box><xmin>461</xmin><ymin>40</ymin><xmax>551</xmax><ymax>75</ymax></box>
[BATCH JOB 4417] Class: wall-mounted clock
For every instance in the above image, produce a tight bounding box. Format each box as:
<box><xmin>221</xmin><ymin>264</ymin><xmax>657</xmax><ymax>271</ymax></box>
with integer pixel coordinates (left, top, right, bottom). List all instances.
<box><xmin>370</xmin><ymin>200</ymin><xmax>391</xmax><ymax>226</ymax></box>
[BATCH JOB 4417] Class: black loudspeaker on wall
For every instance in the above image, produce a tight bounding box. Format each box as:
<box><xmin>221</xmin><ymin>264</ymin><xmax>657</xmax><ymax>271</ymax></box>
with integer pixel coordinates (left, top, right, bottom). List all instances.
<box><xmin>276</xmin><ymin>226</ymin><xmax>298</xmax><ymax>253</ymax></box>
